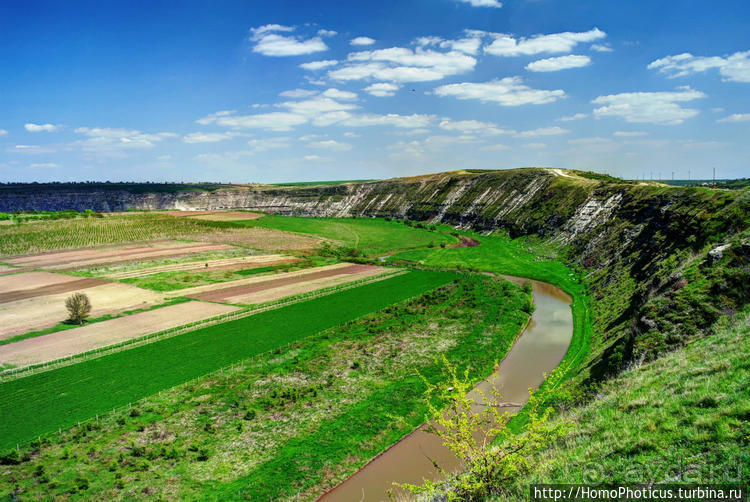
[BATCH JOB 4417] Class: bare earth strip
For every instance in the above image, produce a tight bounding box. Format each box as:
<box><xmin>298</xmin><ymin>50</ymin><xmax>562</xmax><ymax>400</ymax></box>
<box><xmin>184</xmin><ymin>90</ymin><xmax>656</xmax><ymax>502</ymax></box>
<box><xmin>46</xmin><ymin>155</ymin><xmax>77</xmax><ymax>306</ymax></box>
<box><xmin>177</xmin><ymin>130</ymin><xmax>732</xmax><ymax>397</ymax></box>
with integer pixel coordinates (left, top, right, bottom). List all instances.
<box><xmin>188</xmin><ymin>264</ymin><xmax>385</xmax><ymax>303</ymax></box>
<box><xmin>0</xmin><ymin>301</ymin><xmax>239</xmax><ymax>368</ymax></box>
<box><xmin>190</xmin><ymin>228</ymin><xmax>321</xmax><ymax>251</ymax></box>
<box><xmin>104</xmin><ymin>254</ymin><xmax>298</xmax><ymax>279</ymax></box>
<box><xmin>171</xmin><ymin>263</ymin><xmax>354</xmax><ymax>297</ymax></box>
<box><xmin>0</xmin><ymin>271</ymin><xmax>83</xmax><ymax>292</ymax></box>
<box><xmin>5</xmin><ymin>242</ymin><xmax>234</xmax><ymax>270</ymax></box>
<box><xmin>0</xmin><ymin>265</ymin><xmax>19</xmax><ymax>273</ymax></box>
<box><xmin>0</xmin><ymin>278</ymin><xmax>110</xmax><ymax>304</ymax></box>
<box><xmin>186</xmin><ymin>212</ymin><xmax>263</xmax><ymax>221</ymax></box>
<box><xmin>225</xmin><ymin>266</ymin><xmax>389</xmax><ymax>304</ymax></box>
<box><xmin>0</xmin><ymin>283</ymin><xmax>167</xmax><ymax>340</ymax></box>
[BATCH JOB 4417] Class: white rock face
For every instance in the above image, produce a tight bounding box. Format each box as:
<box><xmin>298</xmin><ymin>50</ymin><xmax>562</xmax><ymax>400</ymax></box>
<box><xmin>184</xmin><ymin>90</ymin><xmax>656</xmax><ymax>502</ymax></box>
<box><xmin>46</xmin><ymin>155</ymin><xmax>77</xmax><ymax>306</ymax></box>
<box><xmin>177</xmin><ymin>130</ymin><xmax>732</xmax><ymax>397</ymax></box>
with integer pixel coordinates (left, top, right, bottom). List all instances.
<box><xmin>561</xmin><ymin>193</ymin><xmax>623</xmax><ymax>242</ymax></box>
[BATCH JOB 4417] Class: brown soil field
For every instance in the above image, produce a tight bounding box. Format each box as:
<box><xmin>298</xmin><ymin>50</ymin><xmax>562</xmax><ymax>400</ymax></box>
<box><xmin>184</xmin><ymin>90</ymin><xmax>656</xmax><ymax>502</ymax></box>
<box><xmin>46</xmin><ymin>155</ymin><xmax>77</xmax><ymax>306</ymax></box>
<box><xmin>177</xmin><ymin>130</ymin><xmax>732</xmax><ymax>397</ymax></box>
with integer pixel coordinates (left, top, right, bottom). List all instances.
<box><xmin>0</xmin><ymin>283</ymin><xmax>167</xmax><ymax>340</ymax></box>
<box><xmin>5</xmin><ymin>242</ymin><xmax>234</xmax><ymax>270</ymax></box>
<box><xmin>0</xmin><ymin>301</ymin><xmax>239</xmax><ymax>368</ymax></box>
<box><xmin>188</xmin><ymin>264</ymin><xmax>385</xmax><ymax>303</ymax></box>
<box><xmin>186</xmin><ymin>212</ymin><xmax>263</xmax><ymax>221</ymax></box>
<box><xmin>224</xmin><ymin>266</ymin><xmax>389</xmax><ymax>304</ymax></box>
<box><xmin>104</xmin><ymin>254</ymin><xmax>299</xmax><ymax>279</ymax></box>
<box><xmin>0</xmin><ymin>271</ymin><xmax>82</xmax><ymax>292</ymax></box>
<box><xmin>171</xmin><ymin>263</ymin><xmax>353</xmax><ymax>297</ymax></box>
<box><xmin>191</xmin><ymin>227</ymin><xmax>320</xmax><ymax>251</ymax></box>
<box><xmin>0</xmin><ymin>265</ymin><xmax>20</xmax><ymax>273</ymax></box>
<box><xmin>0</xmin><ymin>278</ymin><xmax>110</xmax><ymax>304</ymax></box>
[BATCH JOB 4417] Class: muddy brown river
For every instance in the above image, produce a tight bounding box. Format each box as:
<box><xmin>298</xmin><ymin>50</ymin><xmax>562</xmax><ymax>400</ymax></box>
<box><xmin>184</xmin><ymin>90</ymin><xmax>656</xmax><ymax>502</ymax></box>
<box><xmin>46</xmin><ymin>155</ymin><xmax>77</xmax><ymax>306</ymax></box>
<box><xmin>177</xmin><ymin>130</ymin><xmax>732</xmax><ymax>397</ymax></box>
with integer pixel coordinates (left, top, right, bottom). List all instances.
<box><xmin>317</xmin><ymin>276</ymin><xmax>573</xmax><ymax>502</ymax></box>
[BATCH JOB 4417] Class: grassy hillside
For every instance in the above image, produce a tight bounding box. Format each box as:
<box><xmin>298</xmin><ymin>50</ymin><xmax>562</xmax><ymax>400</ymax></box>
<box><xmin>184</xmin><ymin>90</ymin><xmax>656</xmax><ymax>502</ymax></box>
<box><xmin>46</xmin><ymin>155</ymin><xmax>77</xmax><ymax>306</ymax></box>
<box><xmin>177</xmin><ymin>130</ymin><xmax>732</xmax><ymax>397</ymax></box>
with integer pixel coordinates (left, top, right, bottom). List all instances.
<box><xmin>457</xmin><ymin>310</ymin><xmax>750</xmax><ymax>500</ymax></box>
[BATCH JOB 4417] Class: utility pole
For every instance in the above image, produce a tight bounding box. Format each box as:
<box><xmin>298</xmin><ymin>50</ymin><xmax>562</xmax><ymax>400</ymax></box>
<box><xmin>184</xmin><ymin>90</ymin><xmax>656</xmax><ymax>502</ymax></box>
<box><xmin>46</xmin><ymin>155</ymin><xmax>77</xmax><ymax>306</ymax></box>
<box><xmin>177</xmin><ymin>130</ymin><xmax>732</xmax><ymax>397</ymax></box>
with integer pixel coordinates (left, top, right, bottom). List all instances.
<box><xmin>672</xmin><ymin>171</ymin><xmax>674</xmax><ymax>181</ymax></box>
<box><xmin>688</xmin><ymin>169</ymin><xmax>691</xmax><ymax>181</ymax></box>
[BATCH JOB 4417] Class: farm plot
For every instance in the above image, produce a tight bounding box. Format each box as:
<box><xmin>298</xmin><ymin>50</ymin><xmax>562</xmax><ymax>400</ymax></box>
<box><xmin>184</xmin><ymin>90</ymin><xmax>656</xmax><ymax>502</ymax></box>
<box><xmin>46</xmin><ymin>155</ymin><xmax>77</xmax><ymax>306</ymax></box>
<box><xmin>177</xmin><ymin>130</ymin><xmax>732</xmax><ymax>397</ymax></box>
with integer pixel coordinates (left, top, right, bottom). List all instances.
<box><xmin>0</xmin><ymin>270</ymin><xmax>457</xmax><ymax>450</ymax></box>
<box><xmin>4</xmin><ymin>241</ymin><xmax>234</xmax><ymax>270</ymax></box>
<box><xmin>0</xmin><ymin>264</ymin><xmax>20</xmax><ymax>274</ymax></box>
<box><xmin>0</xmin><ymin>301</ymin><xmax>239</xmax><ymax>368</ymax></box>
<box><xmin>186</xmin><ymin>212</ymin><xmax>263</xmax><ymax>221</ymax></box>
<box><xmin>0</xmin><ymin>283</ymin><xmax>167</xmax><ymax>340</ymax></box>
<box><xmin>190</xmin><ymin>264</ymin><xmax>389</xmax><ymax>304</ymax></box>
<box><xmin>104</xmin><ymin>254</ymin><xmax>299</xmax><ymax>279</ymax></box>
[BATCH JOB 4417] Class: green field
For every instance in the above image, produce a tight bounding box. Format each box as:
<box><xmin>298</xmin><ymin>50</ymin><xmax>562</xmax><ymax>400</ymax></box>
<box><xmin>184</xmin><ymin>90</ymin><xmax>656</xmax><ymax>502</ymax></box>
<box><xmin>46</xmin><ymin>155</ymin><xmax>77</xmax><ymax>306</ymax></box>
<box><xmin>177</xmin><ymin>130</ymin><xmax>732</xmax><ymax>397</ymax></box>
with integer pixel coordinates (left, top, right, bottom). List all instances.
<box><xmin>0</xmin><ymin>273</ymin><xmax>530</xmax><ymax>500</ymax></box>
<box><xmin>241</xmin><ymin>215</ymin><xmax>456</xmax><ymax>255</ymax></box>
<box><xmin>0</xmin><ymin>270</ymin><xmax>456</xmax><ymax>450</ymax></box>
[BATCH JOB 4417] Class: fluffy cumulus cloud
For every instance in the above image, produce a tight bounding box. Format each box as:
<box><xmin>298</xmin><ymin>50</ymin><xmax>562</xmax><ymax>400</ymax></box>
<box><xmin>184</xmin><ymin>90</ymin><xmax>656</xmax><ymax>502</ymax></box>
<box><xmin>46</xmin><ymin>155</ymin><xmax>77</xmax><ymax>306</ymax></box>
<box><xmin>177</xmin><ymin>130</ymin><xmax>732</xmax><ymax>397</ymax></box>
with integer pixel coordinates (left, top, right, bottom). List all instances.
<box><xmin>73</xmin><ymin>127</ymin><xmax>176</xmax><ymax>149</ymax></box>
<box><xmin>25</xmin><ymin>123</ymin><xmax>62</xmax><ymax>132</ymax></box>
<box><xmin>434</xmin><ymin>77</ymin><xmax>566</xmax><ymax>106</ymax></box>
<box><xmin>526</xmin><ymin>54</ymin><xmax>591</xmax><ymax>72</ymax></box>
<box><xmin>0</xmin><ymin>129</ymin><xmax>7</xmax><ymax>136</ymax></box>
<box><xmin>438</xmin><ymin>119</ymin><xmax>512</xmax><ymax>135</ymax></box>
<box><xmin>485</xmin><ymin>28</ymin><xmax>605</xmax><ymax>57</ymax></box>
<box><xmin>299</xmin><ymin>60</ymin><xmax>338</xmax><ymax>71</ymax></box>
<box><xmin>350</xmin><ymin>37</ymin><xmax>376</xmax><ymax>46</ymax></box>
<box><xmin>648</xmin><ymin>51</ymin><xmax>750</xmax><ymax>83</ymax></box>
<box><xmin>250</xmin><ymin>24</ymin><xmax>328</xmax><ymax>57</ymax></box>
<box><xmin>717</xmin><ymin>113</ymin><xmax>750</xmax><ymax>123</ymax></box>
<box><xmin>558</xmin><ymin>113</ymin><xmax>587</xmax><ymax>122</ymax></box>
<box><xmin>183</xmin><ymin>132</ymin><xmax>240</xmax><ymax>143</ymax></box>
<box><xmin>613</xmin><ymin>131</ymin><xmax>647</xmax><ymax>137</ymax></box>
<box><xmin>457</xmin><ymin>0</ymin><xmax>503</xmax><ymax>7</ymax></box>
<box><xmin>514</xmin><ymin>126</ymin><xmax>569</xmax><ymax>138</ymax></box>
<box><xmin>417</xmin><ymin>33</ymin><xmax>483</xmax><ymax>55</ymax></box>
<box><xmin>591</xmin><ymin>87</ymin><xmax>706</xmax><ymax>125</ymax></box>
<box><xmin>321</xmin><ymin>88</ymin><xmax>358</xmax><ymax>101</ymax></box>
<box><xmin>338</xmin><ymin>113</ymin><xmax>434</xmax><ymax>128</ymax></box>
<box><xmin>364</xmin><ymin>82</ymin><xmax>400</xmax><ymax>97</ymax></box>
<box><xmin>308</xmin><ymin>139</ymin><xmax>352</xmax><ymax>151</ymax></box>
<box><xmin>329</xmin><ymin>46</ymin><xmax>476</xmax><ymax>83</ymax></box>
<box><xmin>197</xmin><ymin>110</ymin><xmax>309</xmax><ymax>131</ymax></box>
<box><xmin>279</xmin><ymin>88</ymin><xmax>319</xmax><ymax>98</ymax></box>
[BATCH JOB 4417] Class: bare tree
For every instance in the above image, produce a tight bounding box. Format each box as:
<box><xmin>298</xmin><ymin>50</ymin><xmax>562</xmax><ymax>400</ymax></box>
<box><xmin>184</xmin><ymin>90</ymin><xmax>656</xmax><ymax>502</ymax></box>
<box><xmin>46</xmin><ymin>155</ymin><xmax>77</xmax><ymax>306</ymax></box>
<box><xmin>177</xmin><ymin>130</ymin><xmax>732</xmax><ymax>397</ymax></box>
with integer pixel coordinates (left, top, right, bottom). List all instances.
<box><xmin>65</xmin><ymin>292</ymin><xmax>92</xmax><ymax>325</ymax></box>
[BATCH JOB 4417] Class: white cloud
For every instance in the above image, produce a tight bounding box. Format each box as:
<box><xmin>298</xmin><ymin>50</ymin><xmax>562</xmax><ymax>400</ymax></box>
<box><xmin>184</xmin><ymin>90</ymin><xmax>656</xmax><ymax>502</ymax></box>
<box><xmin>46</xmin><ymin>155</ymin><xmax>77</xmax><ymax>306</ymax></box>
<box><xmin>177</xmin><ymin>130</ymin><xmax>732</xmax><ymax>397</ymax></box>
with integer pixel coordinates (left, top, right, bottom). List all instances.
<box><xmin>457</xmin><ymin>0</ymin><xmax>503</xmax><ymax>7</ymax></box>
<box><xmin>0</xmin><ymin>129</ymin><xmax>7</xmax><ymax>136</ymax></box>
<box><xmin>299</xmin><ymin>60</ymin><xmax>338</xmax><ymax>70</ymax></box>
<box><xmin>522</xmin><ymin>142</ymin><xmax>547</xmax><ymax>149</ymax></box>
<box><xmin>196</xmin><ymin>110</ymin><xmax>309</xmax><ymax>131</ymax></box>
<box><xmin>308</xmin><ymin>139</ymin><xmax>352</xmax><ymax>151</ymax></box>
<box><xmin>25</xmin><ymin>123</ymin><xmax>62</xmax><ymax>133</ymax></box>
<box><xmin>279</xmin><ymin>88</ymin><xmax>319</xmax><ymax>98</ymax></box>
<box><xmin>591</xmin><ymin>87</ymin><xmax>706</xmax><ymax>125</ymax></box>
<box><xmin>250</xmin><ymin>24</ymin><xmax>328</xmax><ymax>57</ymax></box>
<box><xmin>317</xmin><ymin>29</ymin><xmax>337</xmax><ymax>38</ymax></box>
<box><xmin>558</xmin><ymin>113</ymin><xmax>587</xmax><ymax>122</ymax></box>
<box><xmin>364</xmin><ymin>82</ymin><xmax>400</xmax><ymax>97</ymax></box>
<box><xmin>338</xmin><ymin>113</ymin><xmax>434</xmax><ymax>129</ymax></box>
<box><xmin>591</xmin><ymin>44</ymin><xmax>613</xmax><ymax>53</ymax></box>
<box><xmin>303</xmin><ymin>154</ymin><xmax>329</xmax><ymax>161</ymax></box>
<box><xmin>281</xmin><ymin>97</ymin><xmax>358</xmax><ymax>119</ymax></box>
<box><xmin>183</xmin><ymin>132</ymin><xmax>239</xmax><ymax>143</ymax></box>
<box><xmin>322</xmin><ymin>88</ymin><xmax>358</xmax><ymax>100</ymax></box>
<box><xmin>418</xmin><ymin>34</ymin><xmax>483</xmax><ymax>55</ymax></box>
<box><xmin>485</xmin><ymin>28</ymin><xmax>605</xmax><ymax>57</ymax></box>
<box><xmin>329</xmin><ymin>46</ymin><xmax>476</xmax><ymax>83</ymax></box>
<box><xmin>73</xmin><ymin>127</ymin><xmax>177</xmax><ymax>150</ymax></box>
<box><xmin>438</xmin><ymin>119</ymin><xmax>513</xmax><ymax>135</ymax></box>
<box><xmin>526</xmin><ymin>54</ymin><xmax>591</xmax><ymax>72</ymax></box>
<box><xmin>28</xmin><ymin>162</ymin><xmax>61</xmax><ymax>168</ymax></box>
<box><xmin>10</xmin><ymin>144</ymin><xmax>59</xmax><ymax>154</ymax></box>
<box><xmin>648</xmin><ymin>51</ymin><xmax>750</xmax><ymax>83</ymax></box>
<box><xmin>247</xmin><ymin>137</ymin><xmax>292</xmax><ymax>152</ymax></box>
<box><xmin>613</xmin><ymin>131</ymin><xmax>647</xmax><ymax>137</ymax></box>
<box><xmin>343</xmin><ymin>131</ymin><xmax>360</xmax><ymax>138</ymax></box>
<box><xmin>717</xmin><ymin>113</ymin><xmax>750</xmax><ymax>123</ymax></box>
<box><xmin>350</xmin><ymin>37</ymin><xmax>376</xmax><ymax>46</ymax></box>
<box><xmin>434</xmin><ymin>77</ymin><xmax>566</xmax><ymax>106</ymax></box>
<box><xmin>481</xmin><ymin>144</ymin><xmax>509</xmax><ymax>151</ymax></box>
<box><xmin>514</xmin><ymin>126</ymin><xmax>569</xmax><ymax>138</ymax></box>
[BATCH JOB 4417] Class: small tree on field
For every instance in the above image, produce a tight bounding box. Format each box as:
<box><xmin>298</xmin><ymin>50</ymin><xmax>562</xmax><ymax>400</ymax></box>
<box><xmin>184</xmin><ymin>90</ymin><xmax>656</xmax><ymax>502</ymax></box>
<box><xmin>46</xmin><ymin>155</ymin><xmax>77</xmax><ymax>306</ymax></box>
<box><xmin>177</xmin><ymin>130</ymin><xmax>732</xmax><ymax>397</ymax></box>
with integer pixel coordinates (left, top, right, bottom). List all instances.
<box><xmin>65</xmin><ymin>292</ymin><xmax>92</xmax><ymax>325</ymax></box>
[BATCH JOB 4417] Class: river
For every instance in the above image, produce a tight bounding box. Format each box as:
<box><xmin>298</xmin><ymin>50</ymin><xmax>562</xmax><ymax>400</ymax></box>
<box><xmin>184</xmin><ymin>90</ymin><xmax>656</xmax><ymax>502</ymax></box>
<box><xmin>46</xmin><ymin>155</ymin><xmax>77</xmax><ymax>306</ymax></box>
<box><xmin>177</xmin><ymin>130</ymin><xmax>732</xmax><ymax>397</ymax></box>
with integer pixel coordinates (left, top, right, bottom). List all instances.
<box><xmin>317</xmin><ymin>276</ymin><xmax>573</xmax><ymax>502</ymax></box>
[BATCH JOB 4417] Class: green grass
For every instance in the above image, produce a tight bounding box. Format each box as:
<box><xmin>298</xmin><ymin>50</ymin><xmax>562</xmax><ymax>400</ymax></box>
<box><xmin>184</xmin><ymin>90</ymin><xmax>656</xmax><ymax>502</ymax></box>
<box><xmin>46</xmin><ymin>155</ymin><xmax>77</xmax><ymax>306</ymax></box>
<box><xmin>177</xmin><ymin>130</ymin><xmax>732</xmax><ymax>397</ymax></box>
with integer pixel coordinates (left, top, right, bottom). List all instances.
<box><xmin>492</xmin><ymin>311</ymin><xmax>750</xmax><ymax>500</ymax></box>
<box><xmin>0</xmin><ymin>270</ymin><xmax>456</xmax><ymax>451</ymax></box>
<box><xmin>389</xmin><ymin>229</ymin><xmax>590</xmax><ymax>381</ymax></box>
<box><xmin>240</xmin><ymin>215</ymin><xmax>455</xmax><ymax>255</ymax></box>
<box><xmin>0</xmin><ymin>274</ymin><xmax>530</xmax><ymax>501</ymax></box>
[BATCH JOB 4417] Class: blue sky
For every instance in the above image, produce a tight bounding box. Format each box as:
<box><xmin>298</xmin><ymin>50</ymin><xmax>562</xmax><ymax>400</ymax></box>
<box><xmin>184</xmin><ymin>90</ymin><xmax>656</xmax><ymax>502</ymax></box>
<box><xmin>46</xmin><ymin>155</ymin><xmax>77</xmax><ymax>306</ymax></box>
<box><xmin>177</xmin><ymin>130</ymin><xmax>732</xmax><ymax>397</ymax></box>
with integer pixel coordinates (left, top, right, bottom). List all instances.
<box><xmin>1</xmin><ymin>0</ymin><xmax>749</xmax><ymax>183</ymax></box>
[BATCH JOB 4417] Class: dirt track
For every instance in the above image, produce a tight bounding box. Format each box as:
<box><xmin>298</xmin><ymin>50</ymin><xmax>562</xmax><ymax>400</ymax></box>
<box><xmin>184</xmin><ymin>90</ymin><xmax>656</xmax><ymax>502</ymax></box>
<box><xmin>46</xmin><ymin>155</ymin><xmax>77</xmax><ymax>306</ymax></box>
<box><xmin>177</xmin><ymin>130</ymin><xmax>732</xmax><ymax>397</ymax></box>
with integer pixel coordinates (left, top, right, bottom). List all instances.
<box><xmin>0</xmin><ymin>278</ymin><xmax>110</xmax><ymax>304</ymax></box>
<box><xmin>188</xmin><ymin>264</ymin><xmax>384</xmax><ymax>303</ymax></box>
<box><xmin>0</xmin><ymin>301</ymin><xmax>239</xmax><ymax>368</ymax></box>
<box><xmin>104</xmin><ymin>254</ymin><xmax>299</xmax><ymax>279</ymax></box>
